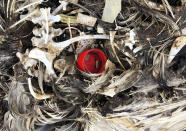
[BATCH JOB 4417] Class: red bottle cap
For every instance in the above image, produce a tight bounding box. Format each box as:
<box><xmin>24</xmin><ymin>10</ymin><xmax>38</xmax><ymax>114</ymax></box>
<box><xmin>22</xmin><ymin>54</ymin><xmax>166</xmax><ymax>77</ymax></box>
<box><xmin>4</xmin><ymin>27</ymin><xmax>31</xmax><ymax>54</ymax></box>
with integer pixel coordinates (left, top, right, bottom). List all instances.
<box><xmin>77</xmin><ymin>49</ymin><xmax>107</xmax><ymax>73</ymax></box>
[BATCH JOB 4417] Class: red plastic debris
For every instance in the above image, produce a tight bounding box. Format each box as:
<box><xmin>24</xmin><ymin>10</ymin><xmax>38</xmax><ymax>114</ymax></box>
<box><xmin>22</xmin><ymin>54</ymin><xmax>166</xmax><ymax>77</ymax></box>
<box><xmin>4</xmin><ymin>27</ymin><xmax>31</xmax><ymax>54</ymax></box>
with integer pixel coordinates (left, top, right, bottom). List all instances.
<box><xmin>77</xmin><ymin>49</ymin><xmax>107</xmax><ymax>73</ymax></box>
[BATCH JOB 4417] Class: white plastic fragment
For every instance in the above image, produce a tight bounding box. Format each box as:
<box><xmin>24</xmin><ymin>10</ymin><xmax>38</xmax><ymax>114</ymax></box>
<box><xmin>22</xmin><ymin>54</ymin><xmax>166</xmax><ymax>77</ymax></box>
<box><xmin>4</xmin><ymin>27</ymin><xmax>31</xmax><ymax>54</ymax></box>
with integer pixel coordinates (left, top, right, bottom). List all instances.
<box><xmin>60</xmin><ymin>1</ymin><xmax>68</xmax><ymax>11</ymax></box>
<box><xmin>97</xmin><ymin>24</ymin><xmax>105</xmax><ymax>34</ymax></box>
<box><xmin>181</xmin><ymin>27</ymin><xmax>186</xmax><ymax>35</ymax></box>
<box><xmin>124</xmin><ymin>30</ymin><xmax>137</xmax><ymax>50</ymax></box>
<box><xmin>52</xmin><ymin>1</ymin><xmax>68</xmax><ymax>15</ymax></box>
<box><xmin>28</xmin><ymin>48</ymin><xmax>56</xmax><ymax>77</ymax></box>
<box><xmin>102</xmin><ymin>0</ymin><xmax>121</xmax><ymax>23</ymax></box>
<box><xmin>167</xmin><ymin>36</ymin><xmax>186</xmax><ymax>64</ymax></box>
<box><xmin>52</xmin><ymin>0</ymin><xmax>79</xmax><ymax>15</ymax></box>
<box><xmin>77</xmin><ymin>13</ymin><xmax>97</xmax><ymax>27</ymax></box>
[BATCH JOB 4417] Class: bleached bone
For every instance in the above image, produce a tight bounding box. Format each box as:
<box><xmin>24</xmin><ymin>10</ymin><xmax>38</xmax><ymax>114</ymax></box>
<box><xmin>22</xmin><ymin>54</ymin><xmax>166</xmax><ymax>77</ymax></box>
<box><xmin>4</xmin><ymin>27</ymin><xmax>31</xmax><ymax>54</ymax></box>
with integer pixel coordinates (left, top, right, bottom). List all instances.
<box><xmin>31</xmin><ymin>8</ymin><xmax>61</xmax><ymax>26</ymax></box>
<box><xmin>28</xmin><ymin>78</ymin><xmax>53</xmax><ymax>100</ymax></box>
<box><xmin>16</xmin><ymin>50</ymin><xmax>38</xmax><ymax>76</ymax></box>
<box><xmin>31</xmin><ymin>8</ymin><xmax>62</xmax><ymax>46</ymax></box>
<box><xmin>52</xmin><ymin>34</ymin><xmax>109</xmax><ymax>52</ymax></box>
<box><xmin>28</xmin><ymin>48</ymin><xmax>56</xmax><ymax>77</ymax></box>
<box><xmin>32</xmin><ymin>27</ymin><xmax>62</xmax><ymax>48</ymax></box>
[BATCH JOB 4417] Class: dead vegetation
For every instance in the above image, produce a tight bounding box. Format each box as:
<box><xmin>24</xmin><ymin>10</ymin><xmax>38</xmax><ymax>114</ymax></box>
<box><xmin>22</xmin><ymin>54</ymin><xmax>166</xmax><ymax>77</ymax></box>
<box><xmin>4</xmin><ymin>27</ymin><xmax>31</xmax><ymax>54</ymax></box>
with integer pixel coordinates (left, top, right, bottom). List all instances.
<box><xmin>0</xmin><ymin>0</ymin><xmax>185</xmax><ymax>131</ymax></box>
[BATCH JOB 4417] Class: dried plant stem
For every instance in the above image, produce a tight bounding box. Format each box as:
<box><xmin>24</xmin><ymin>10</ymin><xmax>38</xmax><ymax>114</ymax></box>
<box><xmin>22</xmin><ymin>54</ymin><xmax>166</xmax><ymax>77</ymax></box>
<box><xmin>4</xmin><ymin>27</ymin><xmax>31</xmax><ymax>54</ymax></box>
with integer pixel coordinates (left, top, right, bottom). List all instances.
<box><xmin>109</xmin><ymin>31</ymin><xmax>126</xmax><ymax>70</ymax></box>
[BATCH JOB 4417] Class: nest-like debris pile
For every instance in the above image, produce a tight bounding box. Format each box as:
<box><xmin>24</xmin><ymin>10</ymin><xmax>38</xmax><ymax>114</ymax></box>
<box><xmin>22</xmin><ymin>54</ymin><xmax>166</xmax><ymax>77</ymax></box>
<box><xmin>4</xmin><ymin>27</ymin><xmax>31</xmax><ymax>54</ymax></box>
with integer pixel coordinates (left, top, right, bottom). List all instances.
<box><xmin>0</xmin><ymin>0</ymin><xmax>186</xmax><ymax>131</ymax></box>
